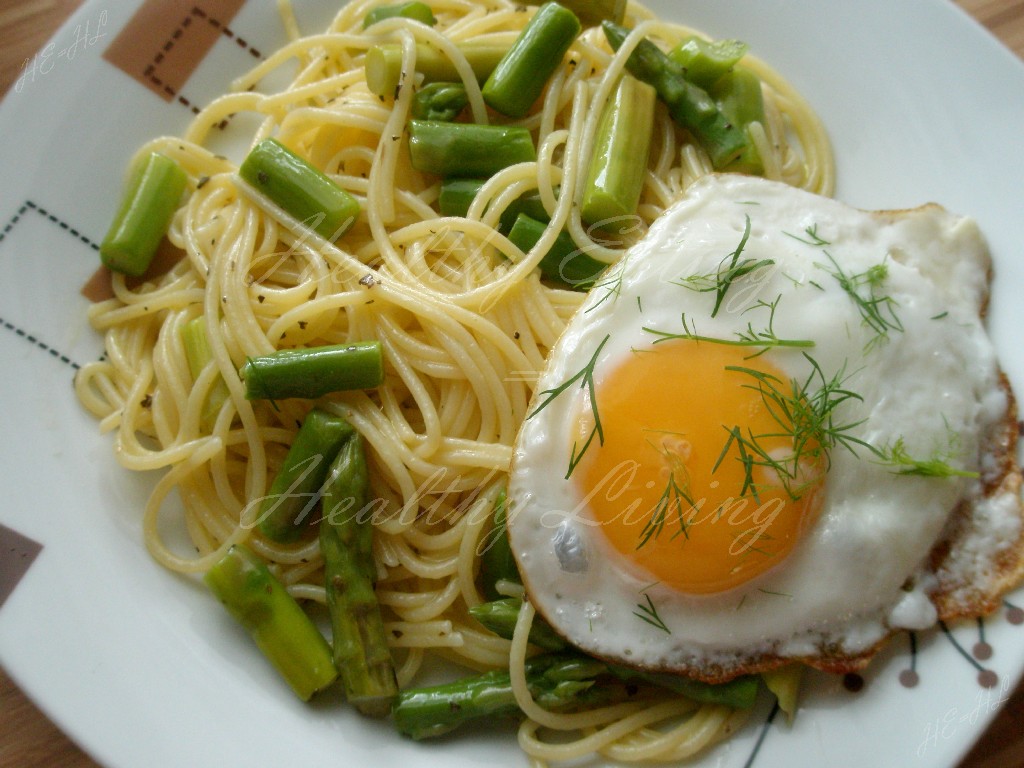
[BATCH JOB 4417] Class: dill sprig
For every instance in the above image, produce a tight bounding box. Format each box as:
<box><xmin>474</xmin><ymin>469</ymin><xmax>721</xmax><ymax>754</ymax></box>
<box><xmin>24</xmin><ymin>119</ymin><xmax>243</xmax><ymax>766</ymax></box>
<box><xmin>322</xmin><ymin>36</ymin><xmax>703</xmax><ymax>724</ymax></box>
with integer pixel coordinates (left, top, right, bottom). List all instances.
<box><xmin>820</xmin><ymin>253</ymin><xmax>903</xmax><ymax>349</ymax></box>
<box><xmin>636</xmin><ymin>436</ymin><xmax>696</xmax><ymax>548</ymax></box>
<box><xmin>872</xmin><ymin>436</ymin><xmax>979</xmax><ymax>478</ymax></box>
<box><xmin>643</xmin><ymin>295</ymin><xmax>815</xmax><ymax>357</ymax></box>
<box><xmin>675</xmin><ymin>215</ymin><xmax>772</xmax><ymax>317</ymax></box>
<box><xmin>586</xmin><ymin>264</ymin><xmax>625</xmax><ymax>314</ymax></box>
<box><xmin>716</xmin><ymin>354</ymin><xmax>871</xmax><ymax>500</ymax></box>
<box><xmin>633</xmin><ymin>593</ymin><xmax>671</xmax><ymax>634</ymax></box>
<box><xmin>528</xmin><ymin>334</ymin><xmax>609</xmax><ymax>479</ymax></box>
<box><xmin>784</xmin><ymin>223</ymin><xmax>830</xmax><ymax>247</ymax></box>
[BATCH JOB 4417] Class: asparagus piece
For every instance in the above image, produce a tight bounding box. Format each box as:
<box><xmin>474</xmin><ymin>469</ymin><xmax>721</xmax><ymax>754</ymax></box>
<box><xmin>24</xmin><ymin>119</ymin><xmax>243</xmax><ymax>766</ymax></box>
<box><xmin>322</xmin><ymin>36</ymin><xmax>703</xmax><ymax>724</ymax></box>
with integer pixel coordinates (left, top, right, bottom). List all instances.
<box><xmin>469</xmin><ymin>598</ymin><xmax>566</xmax><ymax>651</ymax></box>
<box><xmin>438</xmin><ymin>178</ymin><xmax>489</xmax><ymax>217</ymax></box>
<box><xmin>363</xmin><ymin>1</ymin><xmax>436</xmax><ymax>28</ymax></box>
<box><xmin>709</xmin><ymin>66</ymin><xmax>766</xmax><ymax>175</ymax></box>
<box><xmin>204</xmin><ymin>544</ymin><xmax>337</xmax><ymax>701</ymax></box>
<box><xmin>411</xmin><ymin>81</ymin><xmax>469</xmax><ymax>122</ymax></box>
<box><xmin>580</xmin><ymin>74</ymin><xmax>657</xmax><ymax>226</ymax></box>
<box><xmin>469</xmin><ymin>597</ymin><xmax>760</xmax><ymax>709</ymax></box>
<box><xmin>407</xmin><ymin>120</ymin><xmax>536</xmax><ymax>178</ymax></box>
<box><xmin>319</xmin><ymin>429</ymin><xmax>399</xmax><ymax>717</ymax></box>
<box><xmin>668</xmin><ymin>36</ymin><xmax>748</xmax><ymax>88</ymax></box>
<box><xmin>605</xmin><ymin>664</ymin><xmax>759</xmax><ymax>709</ymax></box>
<box><xmin>437</xmin><ymin>178</ymin><xmax>550</xmax><ymax>233</ymax></box>
<box><xmin>393</xmin><ymin>653</ymin><xmax>616</xmax><ymax>739</ymax></box>
<box><xmin>507</xmin><ymin>213</ymin><xmax>606</xmax><ymax>290</ymax></box>
<box><xmin>477</xmin><ymin>487</ymin><xmax>521</xmax><ymax>600</ymax></box>
<box><xmin>256</xmin><ymin>408</ymin><xmax>356</xmax><ymax>543</ymax></box>
<box><xmin>100</xmin><ymin>151</ymin><xmax>187</xmax><ymax>277</ymax></box>
<box><xmin>556</xmin><ymin>0</ymin><xmax>626</xmax><ymax>26</ymax></box>
<box><xmin>482</xmin><ymin>2</ymin><xmax>582</xmax><ymax>118</ymax></box>
<box><xmin>601</xmin><ymin>21</ymin><xmax>750</xmax><ymax>170</ymax></box>
<box><xmin>238</xmin><ymin>138</ymin><xmax>360</xmax><ymax>240</ymax></box>
<box><xmin>365</xmin><ymin>40</ymin><xmax>508</xmax><ymax>99</ymax></box>
<box><xmin>180</xmin><ymin>316</ymin><xmax>230</xmax><ymax>431</ymax></box>
<box><xmin>241</xmin><ymin>340</ymin><xmax>384</xmax><ymax>401</ymax></box>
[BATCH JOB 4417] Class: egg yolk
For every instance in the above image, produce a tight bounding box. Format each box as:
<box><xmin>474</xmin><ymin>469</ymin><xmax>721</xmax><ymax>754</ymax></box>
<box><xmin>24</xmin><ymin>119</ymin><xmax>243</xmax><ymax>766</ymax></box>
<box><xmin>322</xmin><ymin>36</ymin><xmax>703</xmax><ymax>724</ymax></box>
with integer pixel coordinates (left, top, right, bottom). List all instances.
<box><xmin>573</xmin><ymin>341</ymin><xmax>822</xmax><ymax>594</ymax></box>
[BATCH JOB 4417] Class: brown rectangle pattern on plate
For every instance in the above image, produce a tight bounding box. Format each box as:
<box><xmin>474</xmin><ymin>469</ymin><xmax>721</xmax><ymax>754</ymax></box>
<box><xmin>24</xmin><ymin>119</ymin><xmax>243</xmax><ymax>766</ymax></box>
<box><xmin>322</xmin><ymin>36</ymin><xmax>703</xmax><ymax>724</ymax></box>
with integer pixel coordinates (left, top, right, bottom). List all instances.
<box><xmin>102</xmin><ymin>0</ymin><xmax>249</xmax><ymax>107</ymax></box>
<box><xmin>0</xmin><ymin>524</ymin><xmax>42</xmax><ymax>611</ymax></box>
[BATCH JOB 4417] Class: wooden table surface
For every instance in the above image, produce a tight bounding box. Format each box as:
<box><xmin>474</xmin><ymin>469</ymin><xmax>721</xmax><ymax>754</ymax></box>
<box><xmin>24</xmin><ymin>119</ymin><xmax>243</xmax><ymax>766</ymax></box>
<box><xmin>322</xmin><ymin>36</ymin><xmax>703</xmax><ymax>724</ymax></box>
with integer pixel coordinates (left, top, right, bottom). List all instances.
<box><xmin>1</xmin><ymin>0</ymin><xmax>1024</xmax><ymax>766</ymax></box>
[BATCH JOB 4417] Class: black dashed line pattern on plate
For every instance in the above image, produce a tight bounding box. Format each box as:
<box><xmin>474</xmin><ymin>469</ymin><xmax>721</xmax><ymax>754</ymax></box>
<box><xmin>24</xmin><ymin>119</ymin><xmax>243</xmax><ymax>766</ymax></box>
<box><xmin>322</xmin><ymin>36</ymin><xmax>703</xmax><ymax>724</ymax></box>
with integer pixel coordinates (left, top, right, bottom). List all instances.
<box><xmin>143</xmin><ymin>6</ymin><xmax>263</xmax><ymax>119</ymax></box>
<box><xmin>0</xmin><ymin>200</ymin><xmax>97</xmax><ymax>370</ymax></box>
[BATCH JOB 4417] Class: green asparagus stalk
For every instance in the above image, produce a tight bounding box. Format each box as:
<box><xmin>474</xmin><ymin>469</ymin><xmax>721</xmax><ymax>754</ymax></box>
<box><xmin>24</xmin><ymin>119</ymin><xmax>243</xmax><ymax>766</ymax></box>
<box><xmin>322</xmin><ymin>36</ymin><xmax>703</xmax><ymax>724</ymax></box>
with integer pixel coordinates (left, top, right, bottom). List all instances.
<box><xmin>255</xmin><ymin>408</ymin><xmax>356</xmax><ymax>542</ymax></box>
<box><xmin>411</xmin><ymin>82</ymin><xmax>469</xmax><ymax>122</ymax></box>
<box><xmin>393</xmin><ymin>653</ymin><xmax>618</xmax><ymax>739</ymax></box>
<box><xmin>180</xmin><ymin>315</ymin><xmax>230</xmax><ymax>431</ymax></box>
<box><xmin>709</xmin><ymin>66</ymin><xmax>766</xmax><ymax>175</ymax></box>
<box><xmin>668</xmin><ymin>36</ymin><xmax>748</xmax><ymax>88</ymax></box>
<box><xmin>556</xmin><ymin>0</ymin><xmax>626</xmax><ymax>26</ymax></box>
<box><xmin>468</xmin><ymin>596</ymin><xmax>760</xmax><ymax>709</ymax></box>
<box><xmin>204</xmin><ymin>544</ymin><xmax>337</xmax><ymax>701</ymax></box>
<box><xmin>601</xmin><ymin>21</ymin><xmax>750</xmax><ymax>170</ymax></box>
<box><xmin>605</xmin><ymin>664</ymin><xmax>759</xmax><ymax>709</ymax></box>
<box><xmin>100</xmin><ymin>151</ymin><xmax>187</xmax><ymax>277</ymax></box>
<box><xmin>238</xmin><ymin>138</ymin><xmax>360</xmax><ymax>240</ymax></box>
<box><xmin>365</xmin><ymin>40</ymin><xmax>508</xmax><ymax>99</ymax></box>
<box><xmin>469</xmin><ymin>598</ymin><xmax>566</xmax><ymax>651</ymax></box>
<box><xmin>438</xmin><ymin>178</ymin><xmax>489</xmax><ymax>217</ymax></box>
<box><xmin>477</xmin><ymin>487</ymin><xmax>521</xmax><ymax>600</ymax></box>
<box><xmin>507</xmin><ymin>213</ymin><xmax>606</xmax><ymax>290</ymax></box>
<box><xmin>482</xmin><ymin>2</ymin><xmax>582</xmax><ymax>118</ymax></box>
<box><xmin>437</xmin><ymin>178</ymin><xmax>551</xmax><ymax>233</ymax></box>
<box><xmin>319</xmin><ymin>429</ymin><xmax>399</xmax><ymax>717</ymax></box>
<box><xmin>580</xmin><ymin>74</ymin><xmax>657</xmax><ymax>226</ymax></box>
<box><xmin>363</xmin><ymin>1</ymin><xmax>436</xmax><ymax>28</ymax></box>
<box><xmin>407</xmin><ymin>120</ymin><xmax>537</xmax><ymax>178</ymax></box>
<box><xmin>240</xmin><ymin>340</ymin><xmax>384</xmax><ymax>401</ymax></box>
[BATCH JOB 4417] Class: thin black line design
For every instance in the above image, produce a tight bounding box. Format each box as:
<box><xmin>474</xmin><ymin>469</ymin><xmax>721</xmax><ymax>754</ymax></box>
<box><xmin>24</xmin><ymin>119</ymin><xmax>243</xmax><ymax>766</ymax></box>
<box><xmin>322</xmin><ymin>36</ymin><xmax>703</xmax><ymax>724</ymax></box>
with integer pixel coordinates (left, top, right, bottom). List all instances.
<box><xmin>741</xmin><ymin>700</ymin><xmax>780</xmax><ymax>768</ymax></box>
<box><xmin>0</xmin><ymin>315</ymin><xmax>81</xmax><ymax>370</ymax></box>
<box><xmin>0</xmin><ymin>200</ymin><xmax>100</xmax><ymax>251</ymax></box>
<box><xmin>142</xmin><ymin>5</ymin><xmax>264</xmax><ymax>118</ymax></box>
<box><xmin>939</xmin><ymin>621</ymin><xmax>987</xmax><ymax>673</ymax></box>
<box><xmin>0</xmin><ymin>200</ymin><xmax>100</xmax><ymax>370</ymax></box>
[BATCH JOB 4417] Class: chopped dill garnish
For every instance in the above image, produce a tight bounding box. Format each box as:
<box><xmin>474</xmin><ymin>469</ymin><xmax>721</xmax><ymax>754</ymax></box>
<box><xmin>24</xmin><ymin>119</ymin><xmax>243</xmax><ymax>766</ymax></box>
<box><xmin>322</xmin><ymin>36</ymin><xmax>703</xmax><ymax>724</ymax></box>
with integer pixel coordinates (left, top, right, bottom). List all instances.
<box><xmin>587</xmin><ymin>264</ymin><xmax>625</xmax><ymax>314</ymax></box>
<box><xmin>528</xmin><ymin>334</ymin><xmax>609</xmax><ymax>479</ymax></box>
<box><xmin>674</xmin><ymin>215</ymin><xmax>771</xmax><ymax>317</ymax></box>
<box><xmin>931</xmin><ymin>311</ymin><xmax>949</xmax><ymax>320</ymax></box>
<box><xmin>820</xmin><ymin>253</ymin><xmax>903</xmax><ymax>349</ymax></box>
<box><xmin>872</xmin><ymin>436</ymin><xmax>979</xmax><ymax>478</ymax></box>
<box><xmin>715</xmin><ymin>354</ymin><xmax>871</xmax><ymax>500</ymax></box>
<box><xmin>633</xmin><ymin>593</ymin><xmax>671</xmax><ymax>634</ymax></box>
<box><xmin>643</xmin><ymin>295</ymin><xmax>815</xmax><ymax>358</ymax></box>
<box><xmin>784</xmin><ymin>223</ymin><xmax>830</xmax><ymax>247</ymax></box>
<box><xmin>637</xmin><ymin>436</ymin><xmax>696</xmax><ymax>548</ymax></box>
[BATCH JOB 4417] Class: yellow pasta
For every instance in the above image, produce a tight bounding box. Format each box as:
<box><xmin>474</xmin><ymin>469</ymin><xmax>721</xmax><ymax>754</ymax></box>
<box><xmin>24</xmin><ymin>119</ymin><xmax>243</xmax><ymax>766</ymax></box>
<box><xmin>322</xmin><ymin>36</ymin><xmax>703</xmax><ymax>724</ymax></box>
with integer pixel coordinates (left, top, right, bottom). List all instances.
<box><xmin>75</xmin><ymin>0</ymin><xmax>832</xmax><ymax>763</ymax></box>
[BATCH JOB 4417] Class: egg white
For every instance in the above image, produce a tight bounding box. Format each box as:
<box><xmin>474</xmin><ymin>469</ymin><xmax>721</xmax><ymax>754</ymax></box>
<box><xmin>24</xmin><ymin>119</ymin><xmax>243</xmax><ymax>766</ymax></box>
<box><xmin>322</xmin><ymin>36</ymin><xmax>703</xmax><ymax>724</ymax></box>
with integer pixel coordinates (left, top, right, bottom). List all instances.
<box><xmin>507</xmin><ymin>174</ymin><xmax>1017</xmax><ymax>676</ymax></box>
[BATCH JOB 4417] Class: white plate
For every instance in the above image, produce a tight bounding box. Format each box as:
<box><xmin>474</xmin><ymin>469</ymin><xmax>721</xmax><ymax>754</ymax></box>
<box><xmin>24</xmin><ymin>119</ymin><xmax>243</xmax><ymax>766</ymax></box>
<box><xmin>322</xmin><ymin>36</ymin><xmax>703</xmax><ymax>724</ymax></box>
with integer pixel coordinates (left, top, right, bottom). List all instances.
<box><xmin>1</xmin><ymin>1</ymin><xmax>1022</xmax><ymax>766</ymax></box>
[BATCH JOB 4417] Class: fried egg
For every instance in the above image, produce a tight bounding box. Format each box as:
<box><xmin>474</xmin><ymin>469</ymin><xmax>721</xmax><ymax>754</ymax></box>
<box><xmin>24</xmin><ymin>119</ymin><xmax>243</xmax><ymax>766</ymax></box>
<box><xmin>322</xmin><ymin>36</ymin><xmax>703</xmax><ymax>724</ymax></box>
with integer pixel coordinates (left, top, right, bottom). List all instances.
<box><xmin>506</xmin><ymin>174</ymin><xmax>1024</xmax><ymax>682</ymax></box>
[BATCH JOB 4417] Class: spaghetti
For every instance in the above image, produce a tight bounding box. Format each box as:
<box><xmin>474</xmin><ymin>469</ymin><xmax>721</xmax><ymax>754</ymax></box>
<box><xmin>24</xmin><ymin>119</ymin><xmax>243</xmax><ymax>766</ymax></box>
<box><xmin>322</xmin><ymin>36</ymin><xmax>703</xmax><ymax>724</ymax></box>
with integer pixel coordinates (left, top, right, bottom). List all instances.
<box><xmin>75</xmin><ymin>0</ymin><xmax>832</xmax><ymax>763</ymax></box>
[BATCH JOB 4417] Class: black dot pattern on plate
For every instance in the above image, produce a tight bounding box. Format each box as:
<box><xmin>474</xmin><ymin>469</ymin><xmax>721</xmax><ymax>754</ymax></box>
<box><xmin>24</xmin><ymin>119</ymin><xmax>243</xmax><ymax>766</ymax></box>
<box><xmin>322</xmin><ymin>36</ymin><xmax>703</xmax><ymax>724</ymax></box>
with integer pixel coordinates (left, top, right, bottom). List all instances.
<box><xmin>973</xmin><ymin>642</ymin><xmax>993</xmax><ymax>661</ymax></box>
<box><xmin>898</xmin><ymin>669</ymin><xmax>920</xmax><ymax>687</ymax></box>
<box><xmin>938</xmin><ymin>620</ymin><xmax>1002</xmax><ymax>689</ymax></box>
<box><xmin>842</xmin><ymin>673</ymin><xmax>864</xmax><ymax>693</ymax></box>
<box><xmin>1005</xmin><ymin>600</ymin><xmax>1024</xmax><ymax>625</ymax></box>
<box><xmin>978</xmin><ymin>669</ymin><xmax>999</xmax><ymax>689</ymax></box>
<box><xmin>898</xmin><ymin>631</ymin><xmax>919</xmax><ymax>688</ymax></box>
